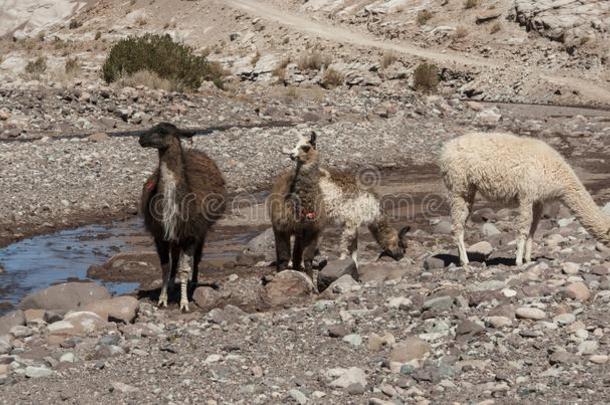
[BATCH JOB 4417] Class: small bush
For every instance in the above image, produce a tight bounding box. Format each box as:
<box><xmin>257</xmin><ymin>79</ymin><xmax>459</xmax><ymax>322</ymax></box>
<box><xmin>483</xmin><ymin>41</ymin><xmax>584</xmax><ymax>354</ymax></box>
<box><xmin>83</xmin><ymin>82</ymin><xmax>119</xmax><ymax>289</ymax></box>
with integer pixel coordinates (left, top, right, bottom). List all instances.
<box><xmin>65</xmin><ymin>57</ymin><xmax>80</xmax><ymax>75</ymax></box>
<box><xmin>490</xmin><ymin>22</ymin><xmax>501</xmax><ymax>34</ymax></box>
<box><xmin>454</xmin><ymin>25</ymin><xmax>469</xmax><ymax>39</ymax></box>
<box><xmin>464</xmin><ymin>0</ymin><xmax>479</xmax><ymax>9</ymax></box>
<box><xmin>321</xmin><ymin>68</ymin><xmax>344</xmax><ymax>89</ymax></box>
<box><xmin>417</xmin><ymin>10</ymin><xmax>433</xmax><ymax>25</ymax></box>
<box><xmin>102</xmin><ymin>33</ymin><xmax>223</xmax><ymax>90</ymax></box>
<box><xmin>381</xmin><ymin>51</ymin><xmax>397</xmax><ymax>69</ymax></box>
<box><xmin>413</xmin><ymin>62</ymin><xmax>439</xmax><ymax>93</ymax></box>
<box><xmin>25</xmin><ymin>57</ymin><xmax>47</xmax><ymax>75</ymax></box>
<box><xmin>69</xmin><ymin>20</ymin><xmax>82</xmax><ymax>29</ymax></box>
<box><xmin>251</xmin><ymin>51</ymin><xmax>261</xmax><ymax>66</ymax></box>
<box><xmin>273</xmin><ymin>57</ymin><xmax>291</xmax><ymax>83</ymax></box>
<box><xmin>95</xmin><ymin>31</ymin><xmax>102</xmax><ymax>40</ymax></box>
<box><xmin>298</xmin><ymin>52</ymin><xmax>331</xmax><ymax>71</ymax></box>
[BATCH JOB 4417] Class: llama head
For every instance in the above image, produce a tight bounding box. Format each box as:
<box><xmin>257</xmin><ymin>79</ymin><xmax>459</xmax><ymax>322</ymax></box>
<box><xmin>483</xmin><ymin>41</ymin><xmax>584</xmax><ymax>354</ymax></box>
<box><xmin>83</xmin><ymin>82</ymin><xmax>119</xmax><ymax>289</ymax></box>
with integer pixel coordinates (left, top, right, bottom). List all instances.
<box><xmin>379</xmin><ymin>225</ymin><xmax>410</xmax><ymax>261</ymax></box>
<box><xmin>139</xmin><ymin>122</ymin><xmax>195</xmax><ymax>150</ymax></box>
<box><xmin>284</xmin><ymin>131</ymin><xmax>318</xmax><ymax>165</ymax></box>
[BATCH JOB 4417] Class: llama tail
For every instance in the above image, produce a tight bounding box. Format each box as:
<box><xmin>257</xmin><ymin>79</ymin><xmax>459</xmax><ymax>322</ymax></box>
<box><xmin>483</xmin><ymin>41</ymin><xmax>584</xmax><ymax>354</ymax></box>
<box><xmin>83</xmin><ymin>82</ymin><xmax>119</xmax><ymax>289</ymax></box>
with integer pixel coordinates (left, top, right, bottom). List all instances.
<box><xmin>560</xmin><ymin>172</ymin><xmax>610</xmax><ymax>243</ymax></box>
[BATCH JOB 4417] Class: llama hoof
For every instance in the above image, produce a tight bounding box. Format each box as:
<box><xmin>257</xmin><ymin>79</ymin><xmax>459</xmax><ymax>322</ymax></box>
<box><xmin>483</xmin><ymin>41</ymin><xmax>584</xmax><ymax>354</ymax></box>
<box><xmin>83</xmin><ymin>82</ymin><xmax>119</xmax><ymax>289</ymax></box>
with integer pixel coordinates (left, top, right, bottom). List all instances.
<box><xmin>158</xmin><ymin>294</ymin><xmax>168</xmax><ymax>308</ymax></box>
<box><xmin>180</xmin><ymin>300</ymin><xmax>190</xmax><ymax>312</ymax></box>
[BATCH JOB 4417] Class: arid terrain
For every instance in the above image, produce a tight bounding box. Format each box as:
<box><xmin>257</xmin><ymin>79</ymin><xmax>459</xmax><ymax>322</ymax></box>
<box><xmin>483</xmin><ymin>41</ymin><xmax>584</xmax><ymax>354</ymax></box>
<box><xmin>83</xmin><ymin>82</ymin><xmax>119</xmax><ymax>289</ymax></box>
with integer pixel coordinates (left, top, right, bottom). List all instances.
<box><xmin>1</xmin><ymin>0</ymin><xmax>610</xmax><ymax>403</ymax></box>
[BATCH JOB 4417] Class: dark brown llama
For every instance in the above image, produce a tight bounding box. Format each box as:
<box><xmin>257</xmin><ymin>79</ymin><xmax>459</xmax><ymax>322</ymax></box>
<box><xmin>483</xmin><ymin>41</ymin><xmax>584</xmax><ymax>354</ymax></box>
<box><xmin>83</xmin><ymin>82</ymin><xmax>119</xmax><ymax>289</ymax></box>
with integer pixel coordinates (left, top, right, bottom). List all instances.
<box><xmin>139</xmin><ymin>123</ymin><xmax>226</xmax><ymax>311</ymax></box>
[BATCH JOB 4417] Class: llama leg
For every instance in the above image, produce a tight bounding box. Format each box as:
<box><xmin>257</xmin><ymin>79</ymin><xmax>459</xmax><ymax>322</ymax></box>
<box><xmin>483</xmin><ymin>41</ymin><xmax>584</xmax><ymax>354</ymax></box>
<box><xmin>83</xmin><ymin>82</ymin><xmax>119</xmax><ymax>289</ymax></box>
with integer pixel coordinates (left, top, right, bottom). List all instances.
<box><xmin>340</xmin><ymin>226</ymin><xmax>359</xmax><ymax>267</ymax></box>
<box><xmin>177</xmin><ymin>247</ymin><xmax>194</xmax><ymax>312</ymax></box>
<box><xmin>192</xmin><ymin>239</ymin><xmax>204</xmax><ymax>285</ymax></box>
<box><xmin>292</xmin><ymin>233</ymin><xmax>304</xmax><ymax>271</ymax></box>
<box><xmin>525</xmin><ymin>202</ymin><xmax>543</xmax><ymax>263</ymax></box>
<box><xmin>155</xmin><ymin>239</ymin><xmax>171</xmax><ymax>308</ymax></box>
<box><xmin>273</xmin><ymin>229</ymin><xmax>291</xmax><ymax>271</ymax></box>
<box><xmin>450</xmin><ymin>194</ymin><xmax>471</xmax><ymax>266</ymax></box>
<box><xmin>302</xmin><ymin>230</ymin><xmax>321</xmax><ymax>293</ymax></box>
<box><xmin>515</xmin><ymin>200</ymin><xmax>534</xmax><ymax>266</ymax></box>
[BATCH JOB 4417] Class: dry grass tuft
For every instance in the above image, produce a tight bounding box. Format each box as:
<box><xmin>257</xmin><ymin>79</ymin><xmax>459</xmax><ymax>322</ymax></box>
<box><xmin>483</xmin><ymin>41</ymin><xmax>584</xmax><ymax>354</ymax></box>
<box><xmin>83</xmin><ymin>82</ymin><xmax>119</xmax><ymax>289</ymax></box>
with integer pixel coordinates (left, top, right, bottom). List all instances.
<box><xmin>417</xmin><ymin>10</ymin><xmax>433</xmax><ymax>25</ymax></box>
<box><xmin>297</xmin><ymin>51</ymin><xmax>331</xmax><ymax>71</ymax></box>
<box><xmin>490</xmin><ymin>22</ymin><xmax>502</xmax><ymax>34</ymax></box>
<box><xmin>454</xmin><ymin>25</ymin><xmax>469</xmax><ymax>39</ymax></box>
<box><xmin>116</xmin><ymin>70</ymin><xmax>178</xmax><ymax>92</ymax></box>
<box><xmin>464</xmin><ymin>0</ymin><xmax>479</xmax><ymax>9</ymax></box>
<box><xmin>381</xmin><ymin>51</ymin><xmax>398</xmax><ymax>69</ymax></box>
<box><xmin>413</xmin><ymin>62</ymin><xmax>439</xmax><ymax>93</ymax></box>
<box><xmin>25</xmin><ymin>56</ymin><xmax>47</xmax><ymax>75</ymax></box>
<box><xmin>321</xmin><ymin>68</ymin><xmax>344</xmax><ymax>89</ymax></box>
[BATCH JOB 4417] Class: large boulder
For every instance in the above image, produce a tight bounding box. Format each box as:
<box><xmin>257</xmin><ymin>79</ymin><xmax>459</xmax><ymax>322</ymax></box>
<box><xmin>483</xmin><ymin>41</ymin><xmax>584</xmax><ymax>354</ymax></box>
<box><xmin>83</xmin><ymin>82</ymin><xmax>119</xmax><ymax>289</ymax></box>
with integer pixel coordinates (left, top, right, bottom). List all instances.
<box><xmin>262</xmin><ymin>270</ymin><xmax>314</xmax><ymax>307</ymax></box>
<box><xmin>83</xmin><ymin>296</ymin><xmax>139</xmax><ymax>323</ymax></box>
<box><xmin>0</xmin><ymin>310</ymin><xmax>25</xmax><ymax>336</ymax></box>
<box><xmin>319</xmin><ymin>258</ymin><xmax>358</xmax><ymax>291</ymax></box>
<box><xmin>19</xmin><ymin>282</ymin><xmax>110</xmax><ymax>311</ymax></box>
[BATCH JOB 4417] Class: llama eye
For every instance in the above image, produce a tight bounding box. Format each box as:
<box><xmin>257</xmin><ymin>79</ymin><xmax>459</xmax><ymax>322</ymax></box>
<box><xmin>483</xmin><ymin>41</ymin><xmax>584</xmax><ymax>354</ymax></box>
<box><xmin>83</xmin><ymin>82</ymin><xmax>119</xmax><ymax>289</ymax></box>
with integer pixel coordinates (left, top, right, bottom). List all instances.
<box><xmin>301</xmin><ymin>145</ymin><xmax>311</xmax><ymax>152</ymax></box>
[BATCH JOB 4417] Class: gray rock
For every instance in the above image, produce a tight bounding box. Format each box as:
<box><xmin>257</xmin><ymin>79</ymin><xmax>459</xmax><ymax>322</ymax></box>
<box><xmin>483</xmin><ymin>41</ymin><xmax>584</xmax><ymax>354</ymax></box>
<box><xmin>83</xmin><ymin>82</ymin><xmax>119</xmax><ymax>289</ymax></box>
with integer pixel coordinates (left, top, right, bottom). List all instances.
<box><xmin>19</xmin><ymin>282</ymin><xmax>110</xmax><ymax>311</ymax></box>
<box><xmin>432</xmin><ymin>220</ymin><xmax>452</xmax><ymax>235</ymax></box>
<box><xmin>0</xmin><ymin>310</ymin><xmax>25</xmax><ymax>335</ymax></box>
<box><xmin>342</xmin><ymin>334</ymin><xmax>363</xmax><ymax>347</ymax></box>
<box><xmin>482</xmin><ymin>223</ymin><xmax>501</xmax><ymax>237</ymax></box>
<box><xmin>516</xmin><ymin>307</ymin><xmax>546</xmax><ymax>320</ymax></box>
<box><xmin>319</xmin><ymin>259</ymin><xmax>358</xmax><ymax>291</ymax></box>
<box><xmin>424</xmin><ymin>256</ymin><xmax>445</xmax><ymax>270</ymax></box>
<box><xmin>288</xmin><ymin>389</ymin><xmax>308</xmax><ymax>404</ymax></box>
<box><xmin>242</xmin><ymin>228</ymin><xmax>275</xmax><ymax>261</ymax></box>
<box><xmin>0</xmin><ymin>335</ymin><xmax>12</xmax><ymax>355</ymax></box>
<box><xmin>262</xmin><ymin>270</ymin><xmax>314</xmax><ymax>307</ymax></box>
<box><xmin>423</xmin><ymin>296</ymin><xmax>453</xmax><ymax>311</ymax></box>
<box><xmin>468</xmin><ymin>241</ymin><xmax>493</xmax><ymax>257</ymax></box>
<box><xmin>390</xmin><ymin>337</ymin><xmax>431</xmax><ymax>363</ymax></box>
<box><xmin>9</xmin><ymin>325</ymin><xmax>33</xmax><ymax>338</ymax></box>
<box><xmin>329</xmin><ymin>367</ymin><xmax>367</xmax><ymax>388</ymax></box>
<box><xmin>110</xmin><ymin>381</ymin><xmax>139</xmax><ymax>393</ymax></box>
<box><xmin>25</xmin><ymin>366</ymin><xmax>54</xmax><ymax>378</ymax></box>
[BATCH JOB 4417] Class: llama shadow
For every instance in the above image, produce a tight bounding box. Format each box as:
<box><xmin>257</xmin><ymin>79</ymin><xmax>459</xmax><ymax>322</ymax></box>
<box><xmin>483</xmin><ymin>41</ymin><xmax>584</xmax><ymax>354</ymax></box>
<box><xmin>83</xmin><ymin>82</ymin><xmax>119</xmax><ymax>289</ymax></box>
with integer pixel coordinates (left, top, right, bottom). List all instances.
<box><xmin>432</xmin><ymin>253</ymin><xmax>552</xmax><ymax>267</ymax></box>
<box><xmin>137</xmin><ymin>281</ymin><xmax>219</xmax><ymax>304</ymax></box>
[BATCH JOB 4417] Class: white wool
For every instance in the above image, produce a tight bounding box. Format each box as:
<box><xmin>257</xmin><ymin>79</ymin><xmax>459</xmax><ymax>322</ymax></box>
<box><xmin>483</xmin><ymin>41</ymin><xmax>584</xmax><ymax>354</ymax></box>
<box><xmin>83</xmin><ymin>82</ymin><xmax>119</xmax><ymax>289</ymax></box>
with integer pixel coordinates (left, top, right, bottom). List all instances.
<box><xmin>439</xmin><ymin>132</ymin><xmax>610</xmax><ymax>265</ymax></box>
<box><xmin>160</xmin><ymin>162</ymin><xmax>179</xmax><ymax>241</ymax></box>
<box><xmin>319</xmin><ymin>176</ymin><xmax>381</xmax><ymax>227</ymax></box>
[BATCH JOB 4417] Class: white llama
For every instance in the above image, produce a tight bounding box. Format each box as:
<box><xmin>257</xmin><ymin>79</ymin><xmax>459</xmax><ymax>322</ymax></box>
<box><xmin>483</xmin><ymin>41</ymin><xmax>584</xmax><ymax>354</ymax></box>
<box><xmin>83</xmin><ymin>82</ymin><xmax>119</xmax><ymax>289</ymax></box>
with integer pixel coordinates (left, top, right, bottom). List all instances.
<box><xmin>439</xmin><ymin>132</ymin><xmax>610</xmax><ymax>266</ymax></box>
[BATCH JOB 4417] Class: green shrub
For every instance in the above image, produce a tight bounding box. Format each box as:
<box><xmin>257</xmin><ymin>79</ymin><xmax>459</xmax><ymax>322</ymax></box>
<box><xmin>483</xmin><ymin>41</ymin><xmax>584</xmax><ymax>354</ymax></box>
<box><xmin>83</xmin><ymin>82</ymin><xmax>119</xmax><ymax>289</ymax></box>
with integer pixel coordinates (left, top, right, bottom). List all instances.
<box><xmin>413</xmin><ymin>62</ymin><xmax>439</xmax><ymax>93</ymax></box>
<box><xmin>25</xmin><ymin>57</ymin><xmax>47</xmax><ymax>75</ymax></box>
<box><xmin>102</xmin><ymin>34</ymin><xmax>223</xmax><ymax>90</ymax></box>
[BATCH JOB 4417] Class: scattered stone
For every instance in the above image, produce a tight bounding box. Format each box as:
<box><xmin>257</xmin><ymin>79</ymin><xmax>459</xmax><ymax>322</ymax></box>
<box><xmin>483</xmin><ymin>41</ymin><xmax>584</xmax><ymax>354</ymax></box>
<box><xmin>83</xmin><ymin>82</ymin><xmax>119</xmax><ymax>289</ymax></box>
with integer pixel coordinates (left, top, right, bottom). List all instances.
<box><xmin>424</xmin><ymin>256</ymin><xmax>445</xmax><ymax>270</ymax></box>
<box><xmin>47</xmin><ymin>311</ymin><xmax>108</xmax><ymax>337</ymax></box>
<box><xmin>553</xmin><ymin>313</ymin><xmax>576</xmax><ymax>325</ymax></box>
<box><xmin>468</xmin><ymin>241</ymin><xmax>493</xmax><ymax>257</ymax></box>
<box><xmin>590</xmin><ymin>355</ymin><xmax>608</xmax><ymax>364</ymax></box>
<box><xmin>0</xmin><ymin>310</ymin><xmax>25</xmax><ymax>335</ymax></box>
<box><xmin>562</xmin><ymin>262</ymin><xmax>580</xmax><ymax>275</ymax></box>
<box><xmin>390</xmin><ymin>337</ymin><xmax>431</xmax><ymax>363</ymax></box>
<box><xmin>83</xmin><ymin>296</ymin><xmax>139</xmax><ymax>323</ymax></box>
<box><xmin>59</xmin><ymin>352</ymin><xmax>75</xmax><ymax>363</ymax></box>
<box><xmin>88</xmin><ymin>132</ymin><xmax>109</xmax><ymax>142</ymax></box>
<box><xmin>342</xmin><ymin>334</ymin><xmax>363</xmax><ymax>347</ymax></box>
<box><xmin>423</xmin><ymin>296</ymin><xmax>453</xmax><ymax>311</ymax></box>
<box><xmin>193</xmin><ymin>286</ymin><xmax>225</xmax><ymax>311</ymax></box>
<box><xmin>328</xmin><ymin>324</ymin><xmax>349</xmax><ymax>338</ymax></box>
<box><xmin>367</xmin><ymin>333</ymin><xmax>395</xmax><ymax>351</ymax></box>
<box><xmin>565</xmin><ymin>282</ymin><xmax>590</xmax><ymax>301</ymax></box>
<box><xmin>25</xmin><ymin>366</ymin><xmax>54</xmax><ymax>378</ymax></box>
<box><xmin>578</xmin><ymin>341</ymin><xmax>598</xmax><ymax>355</ymax></box>
<box><xmin>485</xmin><ymin>316</ymin><xmax>512</xmax><ymax>328</ymax></box>
<box><xmin>19</xmin><ymin>282</ymin><xmax>110</xmax><ymax>311</ymax></box>
<box><xmin>319</xmin><ymin>259</ymin><xmax>358</xmax><ymax>291</ymax></box>
<box><xmin>262</xmin><ymin>270</ymin><xmax>314</xmax><ymax>307</ymax></box>
<box><xmin>482</xmin><ymin>223</ymin><xmax>501</xmax><ymax>237</ymax></box>
<box><xmin>516</xmin><ymin>307</ymin><xmax>546</xmax><ymax>320</ymax></box>
<box><xmin>329</xmin><ymin>367</ymin><xmax>367</xmax><ymax>389</ymax></box>
<box><xmin>110</xmin><ymin>381</ymin><xmax>139</xmax><ymax>393</ymax></box>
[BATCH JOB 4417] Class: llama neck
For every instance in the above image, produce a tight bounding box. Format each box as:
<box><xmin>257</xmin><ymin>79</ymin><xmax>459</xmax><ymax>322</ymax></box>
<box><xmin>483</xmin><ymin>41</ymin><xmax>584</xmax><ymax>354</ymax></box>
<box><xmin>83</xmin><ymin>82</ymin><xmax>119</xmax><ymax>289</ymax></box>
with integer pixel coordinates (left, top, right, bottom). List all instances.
<box><xmin>289</xmin><ymin>160</ymin><xmax>321</xmax><ymax>211</ymax></box>
<box><xmin>157</xmin><ymin>144</ymin><xmax>186</xmax><ymax>240</ymax></box>
<box><xmin>561</xmin><ymin>172</ymin><xmax>610</xmax><ymax>242</ymax></box>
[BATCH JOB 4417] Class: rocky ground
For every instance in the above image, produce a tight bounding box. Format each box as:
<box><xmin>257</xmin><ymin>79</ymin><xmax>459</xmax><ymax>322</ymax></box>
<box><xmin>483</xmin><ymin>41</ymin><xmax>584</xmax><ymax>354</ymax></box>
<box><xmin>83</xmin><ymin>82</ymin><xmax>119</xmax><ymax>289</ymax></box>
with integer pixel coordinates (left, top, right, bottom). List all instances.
<box><xmin>2</xmin><ymin>0</ymin><xmax>610</xmax><ymax>403</ymax></box>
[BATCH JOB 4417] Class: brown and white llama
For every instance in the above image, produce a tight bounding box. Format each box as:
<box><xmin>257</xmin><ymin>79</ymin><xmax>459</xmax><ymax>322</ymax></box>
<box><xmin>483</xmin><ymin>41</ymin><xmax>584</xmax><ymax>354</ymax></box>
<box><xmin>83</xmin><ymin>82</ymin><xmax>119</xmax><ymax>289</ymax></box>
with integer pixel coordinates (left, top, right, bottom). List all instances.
<box><xmin>139</xmin><ymin>123</ymin><xmax>226</xmax><ymax>311</ymax></box>
<box><xmin>269</xmin><ymin>131</ymin><xmax>410</xmax><ymax>291</ymax></box>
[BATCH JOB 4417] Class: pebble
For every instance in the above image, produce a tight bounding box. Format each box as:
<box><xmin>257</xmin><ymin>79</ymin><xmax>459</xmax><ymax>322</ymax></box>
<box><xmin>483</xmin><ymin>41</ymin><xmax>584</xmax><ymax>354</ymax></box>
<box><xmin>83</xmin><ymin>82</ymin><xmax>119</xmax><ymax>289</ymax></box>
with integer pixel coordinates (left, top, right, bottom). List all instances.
<box><xmin>589</xmin><ymin>355</ymin><xmax>608</xmax><ymax>364</ymax></box>
<box><xmin>553</xmin><ymin>313</ymin><xmax>576</xmax><ymax>325</ymax></box>
<box><xmin>516</xmin><ymin>307</ymin><xmax>546</xmax><ymax>320</ymax></box>
<box><xmin>562</xmin><ymin>262</ymin><xmax>580</xmax><ymax>275</ymax></box>
<box><xmin>288</xmin><ymin>389</ymin><xmax>308</xmax><ymax>404</ymax></box>
<box><xmin>422</xmin><ymin>296</ymin><xmax>453</xmax><ymax>311</ymax></box>
<box><xmin>565</xmin><ymin>282</ymin><xmax>590</xmax><ymax>301</ymax></box>
<box><xmin>205</xmin><ymin>354</ymin><xmax>222</xmax><ymax>364</ymax></box>
<box><xmin>59</xmin><ymin>352</ymin><xmax>75</xmax><ymax>363</ymax></box>
<box><xmin>342</xmin><ymin>334</ymin><xmax>363</xmax><ymax>347</ymax></box>
<box><xmin>578</xmin><ymin>340</ymin><xmax>598</xmax><ymax>355</ymax></box>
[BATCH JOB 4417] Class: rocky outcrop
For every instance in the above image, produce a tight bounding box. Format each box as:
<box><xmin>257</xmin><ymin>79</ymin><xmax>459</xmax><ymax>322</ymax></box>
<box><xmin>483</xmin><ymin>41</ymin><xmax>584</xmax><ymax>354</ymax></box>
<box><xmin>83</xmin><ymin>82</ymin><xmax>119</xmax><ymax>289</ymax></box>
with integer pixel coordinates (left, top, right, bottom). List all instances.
<box><xmin>19</xmin><ymin>282</ymin><xmax>111</xmax><ymax>311</ymax></box>
<box><xmin>514</xmin><ymin>0</ymin><xmax>610</xmax><ymax>47</ymax></box>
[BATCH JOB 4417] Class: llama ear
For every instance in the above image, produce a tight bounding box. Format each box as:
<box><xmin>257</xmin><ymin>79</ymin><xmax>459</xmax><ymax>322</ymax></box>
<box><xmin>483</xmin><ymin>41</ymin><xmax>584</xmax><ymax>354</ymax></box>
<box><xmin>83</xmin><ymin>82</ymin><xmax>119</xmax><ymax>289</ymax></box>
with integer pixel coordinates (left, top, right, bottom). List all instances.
<box><xmin>310</xmin><ymin>131</ymin><xmax>317</xmax><ymax>148</ymax></box>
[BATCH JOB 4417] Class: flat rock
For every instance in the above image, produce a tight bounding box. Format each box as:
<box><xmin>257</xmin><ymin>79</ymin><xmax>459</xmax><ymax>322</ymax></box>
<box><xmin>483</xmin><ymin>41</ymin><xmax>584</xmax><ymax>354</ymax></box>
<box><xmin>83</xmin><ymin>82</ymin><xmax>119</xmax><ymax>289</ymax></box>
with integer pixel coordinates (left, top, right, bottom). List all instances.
<box><xmin>468</xmin><ymin>241</ymin><xmax>493</xmax><ymax>257</ymax></box>
<box><xmin>516</xmin><ymin>307</ymin><xmax>546</xmax><ymax>320</ymax></box>
<box><xmin>47</xmin><ymin>311</ymin><xmax>108</xmax><ymax>337</ymax></box>
<box><xmin>83</xmin><ymin>296</ymin><xmax>139</xmax><ymax>323</ymax></box>
<box><xmin>25</xmin><ymin>366</ymin><xmax>54</xmax><ymax>378</ymax></box>
<box><xmin>262</xmin><ymin>270</ymin><xmax>314</xmax><ymax>307</ymax></box>
<box><xmin>565</xmin><ymin>282</ymin><xmax>590</xmax><ymax>301</ymax></box>
<box><xmin>242</xmin><ymin>228</ymin><xmax>275</xmax><ymax>261</ymax></box>
<box><xmin>19</xmin><ymin>282</ymin><xmax>110</xmax><ymax>311</ymax></box>
<box><xmin>0</xmin><ymin>310</ymin><xmax>25</xmax><ymax>335</ymax></box>
<box><xmin>329</xmin><ymin>367</ymin><xmax>367</xmax><ymax>388</ymax></box>
<box><xmin>390</xmin><ymin>337</ymin><xmax>431</xmax><ymax>363</ymax></box>
<box><xmin>193</xmin><ymin>286</ymin><xmax>225</xmax><ymax>311</ymax></box>
<box><xmin>319</xmin><ymin>259</ymin><xmax>358</xmax><ymax>291</ymax></box>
